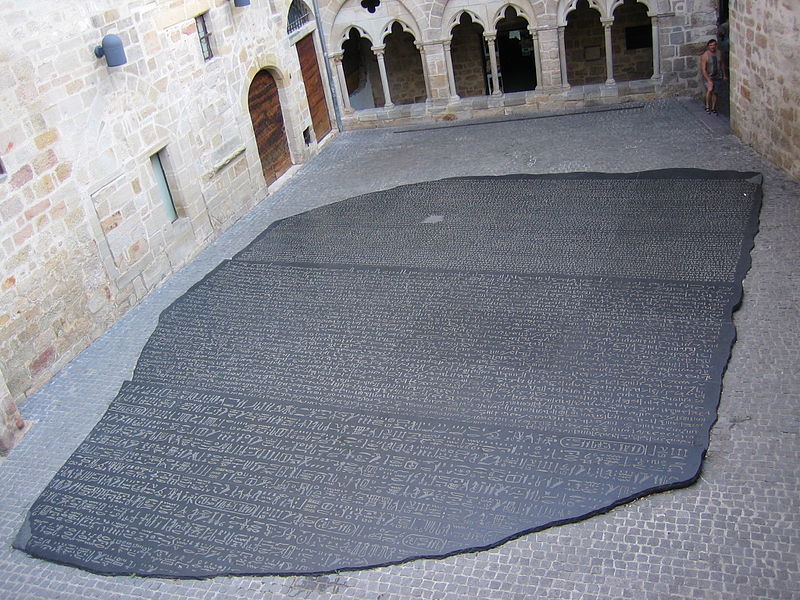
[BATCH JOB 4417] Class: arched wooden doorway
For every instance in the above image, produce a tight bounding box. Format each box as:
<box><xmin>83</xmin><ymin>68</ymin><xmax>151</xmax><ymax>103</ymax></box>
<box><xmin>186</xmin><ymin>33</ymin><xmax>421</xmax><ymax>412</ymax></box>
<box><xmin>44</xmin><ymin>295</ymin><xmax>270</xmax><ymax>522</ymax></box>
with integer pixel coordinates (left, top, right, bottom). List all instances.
<box><xmin>248</xmin><ymin>70</ymin><xmax>292</xmax><ymax>186</ymax></box>
<box><xmin>288</xmin><ymin>0</ymin><xmax>332</xmax><ymax>142</ymax></box>
<box><xmin>296</xmin><ymin>34</ymin><xmax>332</xmax><ymax>141</ymax></box>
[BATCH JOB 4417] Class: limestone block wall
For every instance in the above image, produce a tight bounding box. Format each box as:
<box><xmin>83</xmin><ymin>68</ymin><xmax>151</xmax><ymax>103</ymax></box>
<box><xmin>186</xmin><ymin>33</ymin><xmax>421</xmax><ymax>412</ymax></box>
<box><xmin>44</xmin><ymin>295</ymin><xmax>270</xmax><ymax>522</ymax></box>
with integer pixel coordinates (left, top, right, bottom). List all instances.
<box><xmin>729</xmin><ymin>0</ymin><xmax>800</xmax><ymax>182</ymax></box>
<box><xmin>564</xmin><ymin>7</ymin><xmax>607</xmax><ymax>85</ymax></box>
<box><xmin>656</xmin><ymin>0</ymin><xmax>717</xmax><ymax>89</ymax></box>
<box><xmin>385</xmin><ymin>31</ymin><xmax>428</xmax><ymax>104</ymax></box>
<box><xmin>452</xmin><ymin>25</ymin><xmax>488</xmax><ymax>97</ymax></box>
<box><xmin>610</xmin><ymin>3</ymin><xmax>653</xmax><ymax>81</ymax></box>
<box><xmin>0</xmin><ymin>0</ymin><xmax>333</xmax><ymax>450</ymax></box>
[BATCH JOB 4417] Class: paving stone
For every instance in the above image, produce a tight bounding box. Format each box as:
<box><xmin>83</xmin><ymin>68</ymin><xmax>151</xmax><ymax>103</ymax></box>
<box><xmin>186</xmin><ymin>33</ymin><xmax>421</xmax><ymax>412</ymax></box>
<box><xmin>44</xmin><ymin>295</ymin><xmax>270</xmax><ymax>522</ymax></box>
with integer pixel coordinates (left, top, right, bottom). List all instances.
<box><xmin>0</xmin><ymin>99</ymin><xmax>798</xmax><ymax>599</ymax></box>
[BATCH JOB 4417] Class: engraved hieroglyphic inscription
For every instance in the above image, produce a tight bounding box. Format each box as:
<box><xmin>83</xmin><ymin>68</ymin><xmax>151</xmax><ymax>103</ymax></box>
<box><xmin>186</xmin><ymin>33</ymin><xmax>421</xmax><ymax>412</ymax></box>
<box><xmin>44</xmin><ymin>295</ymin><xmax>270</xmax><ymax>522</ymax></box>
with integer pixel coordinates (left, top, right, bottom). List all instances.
<box><xmin>24</xmin><ymin>380</ymin><xmax>699</xmax><ymax>576</ymax></box>
<box><xmin>15</xmin><ymin>172</ymin><xmax>761</xmax><ymax>577</ymax></box>
<box><xmin>237</xmin><ymin>177</ymin><xmax>758</xmax><ymax>282</ymax></box>
<box><xmin>137</xmin><ymin>264</ymin><xmax>731</xmax><ymax>446</ymax></box>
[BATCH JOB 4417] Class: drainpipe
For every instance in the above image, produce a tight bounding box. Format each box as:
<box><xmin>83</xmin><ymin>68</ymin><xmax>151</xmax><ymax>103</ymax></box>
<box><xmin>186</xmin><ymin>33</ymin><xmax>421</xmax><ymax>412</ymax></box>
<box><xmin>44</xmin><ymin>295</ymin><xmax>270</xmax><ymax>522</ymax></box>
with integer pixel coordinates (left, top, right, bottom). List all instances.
<box><xmin>309</xmin><ymin>0</ymin><xmax>343</xmax><ymax>131</ymax></box>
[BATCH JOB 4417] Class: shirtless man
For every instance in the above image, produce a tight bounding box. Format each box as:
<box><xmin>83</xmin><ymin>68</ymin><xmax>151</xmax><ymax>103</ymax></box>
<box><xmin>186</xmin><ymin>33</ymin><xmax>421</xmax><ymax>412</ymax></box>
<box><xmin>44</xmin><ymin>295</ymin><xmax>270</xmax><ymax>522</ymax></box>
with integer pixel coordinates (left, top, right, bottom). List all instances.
<box><xmin>700</xmin><ymin>39</ymin><xmax>727</xmax><ymax>114</ymax></box>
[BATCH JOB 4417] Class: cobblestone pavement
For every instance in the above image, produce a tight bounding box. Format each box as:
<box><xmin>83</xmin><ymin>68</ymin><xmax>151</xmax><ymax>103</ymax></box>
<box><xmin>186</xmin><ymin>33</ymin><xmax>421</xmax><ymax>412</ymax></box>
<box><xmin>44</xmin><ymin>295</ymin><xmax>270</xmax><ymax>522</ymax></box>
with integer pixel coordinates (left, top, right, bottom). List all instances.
<box><xmin>2</xmin><ymin>99</ymin><xmax>798</xmax><ymax>600</ymax></box>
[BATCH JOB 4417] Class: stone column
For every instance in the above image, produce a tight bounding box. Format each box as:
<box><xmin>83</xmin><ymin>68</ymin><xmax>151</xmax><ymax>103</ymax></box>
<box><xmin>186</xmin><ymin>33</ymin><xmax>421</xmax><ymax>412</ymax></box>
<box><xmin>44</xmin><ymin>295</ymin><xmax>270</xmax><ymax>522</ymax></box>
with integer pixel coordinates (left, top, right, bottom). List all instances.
<box><xmin>558</xmin><ymin>25</ymin><xmax>569</xmax><ymax>87</ymax></box>
<box><xmin>415</xmin><ymin>42</ymin><xmax>434</xmax><ymax>101</ymax></box>
<box><xmin>602</xmin><ymin>18</ymin><xmax>615</xmax><ymax>85</ymax></box>
<box><xmin>650</xmin><ymin>16</ymin><xmax>661</xmax><ymax>79</ymax></box>
<box><xmin>442</xmin><ymin>40</ymin><xmax>460</xmax><ymax>101</ymax></box>
<box><xmin>0</xmin><ymin>375</ymin><xmax>24</xmax><ymax>456</ymax></box>
<box><xmin>484</xmin><ymin>34</ymin><xmax>502</xmax><ymax>95</ymax></box>
<box><xmin>372</xmin><ymin>45</ymin><xmax>394</xmax><ymax>108</ymax></box>
<box><xmin>330</xmin><ymin>52</ymin><xmax>353</xmax><ymax>112</ymax></box>
<box><xmin>528</xmin><ymin>25</ymin><xmax>543</xmax><ymax>90</ymax></box>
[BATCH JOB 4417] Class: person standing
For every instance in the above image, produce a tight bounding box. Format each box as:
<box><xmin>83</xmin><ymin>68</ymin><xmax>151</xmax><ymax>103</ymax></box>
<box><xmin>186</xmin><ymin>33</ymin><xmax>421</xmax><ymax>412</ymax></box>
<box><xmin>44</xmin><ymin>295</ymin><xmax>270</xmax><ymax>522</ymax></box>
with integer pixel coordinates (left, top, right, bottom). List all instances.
<box><xmin>700</xmin><ymin>39</ymin><xmax>727</xmax><ymax>115</ymax></box>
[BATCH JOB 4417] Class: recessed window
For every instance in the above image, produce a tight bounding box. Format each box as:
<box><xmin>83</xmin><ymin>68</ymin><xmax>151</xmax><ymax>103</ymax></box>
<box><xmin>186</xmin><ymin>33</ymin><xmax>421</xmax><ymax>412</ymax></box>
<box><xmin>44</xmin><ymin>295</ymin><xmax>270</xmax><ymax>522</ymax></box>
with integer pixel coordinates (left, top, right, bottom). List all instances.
<box><xmin>0</xmin><ymin>157</ymin><xmax>6</xmax><ymax>184</ymax></box>
<box><xmin>625</xmin><ymin>25</ymin><xmax>652</xmax><ymax>50</ymax></box>
<box><xmin>287</xmin><ymin>0</ymin><xmax>311</xmax><ymax>34</ymax></box>
<box><xmin>150</xmin><ymin>150</ymin><xmax>178</xmax><ymax>222</ymax></box>
<box><xmin>196</xmin><ymin>13</ymin><xmax>213</xmax><ymax>60</ymax></box>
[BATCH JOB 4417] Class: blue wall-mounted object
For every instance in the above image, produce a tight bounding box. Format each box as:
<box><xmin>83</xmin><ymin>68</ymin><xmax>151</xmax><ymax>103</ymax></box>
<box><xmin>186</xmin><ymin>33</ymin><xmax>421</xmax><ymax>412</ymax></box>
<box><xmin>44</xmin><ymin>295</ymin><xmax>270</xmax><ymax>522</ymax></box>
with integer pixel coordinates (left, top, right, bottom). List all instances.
<box><xmin>93</xmin><ymin>34</ymin><xmax>127</xmax><ymax>67</ymax></box>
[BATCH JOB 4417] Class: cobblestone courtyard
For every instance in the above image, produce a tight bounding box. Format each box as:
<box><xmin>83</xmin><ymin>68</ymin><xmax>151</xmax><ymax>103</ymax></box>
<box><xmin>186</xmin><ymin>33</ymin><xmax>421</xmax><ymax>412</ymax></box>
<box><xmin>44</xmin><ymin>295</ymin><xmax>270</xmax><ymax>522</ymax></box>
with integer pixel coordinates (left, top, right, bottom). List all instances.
<box><xmin>1</xmin><ymin>99</ymin><xmax>798</xmax><ymax>599</ymax></box>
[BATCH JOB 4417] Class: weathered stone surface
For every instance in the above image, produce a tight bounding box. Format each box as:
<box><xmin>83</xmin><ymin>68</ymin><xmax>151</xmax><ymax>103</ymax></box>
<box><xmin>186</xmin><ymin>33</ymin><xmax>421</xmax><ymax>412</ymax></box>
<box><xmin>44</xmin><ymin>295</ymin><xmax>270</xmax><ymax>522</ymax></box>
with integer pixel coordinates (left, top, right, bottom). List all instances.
<box><xmin>730</xmin><ymin>1</ymin><xmax>800</xmax><ymax>182</ymax></box>
<box><xmin>15</xmin><ymin>170</ymin><xmax>760</xmax><ymax>577</ymax></box>
<box><xmin>0</xmin><ymin>0</ymin><xmax>333</xmax><ymax>438</ymax></box>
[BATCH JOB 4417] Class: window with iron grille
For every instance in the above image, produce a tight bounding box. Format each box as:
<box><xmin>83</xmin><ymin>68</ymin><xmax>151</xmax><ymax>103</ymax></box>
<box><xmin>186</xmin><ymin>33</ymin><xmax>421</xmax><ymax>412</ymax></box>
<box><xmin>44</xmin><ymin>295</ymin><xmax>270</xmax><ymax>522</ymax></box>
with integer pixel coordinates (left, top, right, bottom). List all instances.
<box><xmin>196</xmin><ymin>13</ymin><xmax>213</xmax><ymax>60</ymax></box>
<box><xmin>287</xmin><ymin>0</ymin><xmax>311</xmax><ymax>34</ymax></box>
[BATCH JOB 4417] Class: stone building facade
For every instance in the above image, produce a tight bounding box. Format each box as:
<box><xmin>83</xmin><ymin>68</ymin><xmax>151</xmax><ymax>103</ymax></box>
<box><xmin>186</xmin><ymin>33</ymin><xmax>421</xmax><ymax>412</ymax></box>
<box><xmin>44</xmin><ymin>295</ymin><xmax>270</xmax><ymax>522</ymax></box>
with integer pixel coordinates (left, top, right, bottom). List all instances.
<box><xmin>0</xmin><ymin>0</ymin><xmax>336</xmax><ymax>452</ymax></box>
<box><xmin>728</xmin><ymin>0</ymin><xmax>800</xmax><ymax>182</ymax></box>
<box><xmin>6</xmin><ymin>0</ymin><xmax>790</xmax><ymax>453</ymax></box>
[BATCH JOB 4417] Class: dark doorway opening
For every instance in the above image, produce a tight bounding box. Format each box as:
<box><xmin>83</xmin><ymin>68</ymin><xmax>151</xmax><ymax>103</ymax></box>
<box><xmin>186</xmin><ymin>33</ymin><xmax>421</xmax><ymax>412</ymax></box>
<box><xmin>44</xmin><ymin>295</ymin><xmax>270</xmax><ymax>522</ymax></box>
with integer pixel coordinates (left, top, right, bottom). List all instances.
<box><xmin>342</xmin><ymin>28</ymin><xmax>383</xmax><ymax>109</ymax></box>
<box><xmin>496</xmin><ymin>7</ymin><xmax>536</xmax><ymax>93</ymax></box>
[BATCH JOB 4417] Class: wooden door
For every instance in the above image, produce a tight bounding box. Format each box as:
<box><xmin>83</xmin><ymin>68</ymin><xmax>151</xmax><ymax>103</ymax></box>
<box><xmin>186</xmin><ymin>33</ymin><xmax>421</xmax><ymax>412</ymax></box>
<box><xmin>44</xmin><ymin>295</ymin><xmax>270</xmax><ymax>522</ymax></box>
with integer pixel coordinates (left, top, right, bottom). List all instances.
<box><xmin>248</xmin><ymin>70</ymin><xmax>292</xmax><ymax>186</ymax></box>
<box><xmin>295</xmin><ymin>34</ymin><xmax>332</xmax><ymax>141</ymax></box>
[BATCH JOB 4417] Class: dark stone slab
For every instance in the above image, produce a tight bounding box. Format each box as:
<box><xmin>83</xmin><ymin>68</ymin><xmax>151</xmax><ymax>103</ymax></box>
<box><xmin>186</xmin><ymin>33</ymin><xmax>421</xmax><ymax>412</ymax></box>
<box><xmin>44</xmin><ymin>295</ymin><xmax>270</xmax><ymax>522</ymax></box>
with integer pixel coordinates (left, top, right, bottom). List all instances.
<box><xmin>14</xmin><ymin>379</ymin><xmax>701</xmax><ymax>577</ymax></box>
<box><xmin>14</xmin><ymin>171</ymin><xmax>761</xmax><ymax>578</ymax></box>
<box><xmin>235</xmin><ymin>171</ymin><xmax>761</xmax><ymax>283</ymax></box>
<box><xmin>135</xmin><ymin>264</ymin><xmax>732</xmax><ymax>445</ymax></box>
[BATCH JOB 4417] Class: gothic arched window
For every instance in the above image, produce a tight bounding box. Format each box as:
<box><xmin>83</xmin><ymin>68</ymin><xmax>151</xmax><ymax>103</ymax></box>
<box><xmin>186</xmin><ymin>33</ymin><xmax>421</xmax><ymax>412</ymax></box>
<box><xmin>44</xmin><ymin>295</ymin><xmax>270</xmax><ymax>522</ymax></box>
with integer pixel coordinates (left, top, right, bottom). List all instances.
<box><xmin>287</xmin><ymin>0</ymin><xmax>311</xmax><ymax>34</ymax></box>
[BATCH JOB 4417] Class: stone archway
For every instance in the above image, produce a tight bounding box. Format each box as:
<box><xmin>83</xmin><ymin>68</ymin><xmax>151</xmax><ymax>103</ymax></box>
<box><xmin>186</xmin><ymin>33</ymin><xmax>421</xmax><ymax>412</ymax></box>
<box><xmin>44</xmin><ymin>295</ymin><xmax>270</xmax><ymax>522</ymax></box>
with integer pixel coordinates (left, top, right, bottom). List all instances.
<box><xmin>495</xmin><ymin>6</ymin><xmax>536</xmax><ymax>92</ymax></box>
<box><xmin>383</xmin><ymin>22</ymin><xmax>427</xmax><ymax>105</ymax></box>
<box><xmin>247</xmin><ymin>70</ymin><xmax>292</xmax><ymax>186</ymax></box>
<box><xmin>564</xmin><ymin>0</ymin><xmax>606</xmax><ymax>85</ymax></box>
<box><xmin>451</xmin><ymin>13</ymin><xmax>488</xmax><ymax>97</ymax></box>
<box><xmin>611</xmin><ymin>0</ymin><xmax>653</xmax><ymax>81</ymax></box>
<box><xmin>341</xmin><ymin>28</ymin><xmax>383</xmax><ymax>109</ymax></box>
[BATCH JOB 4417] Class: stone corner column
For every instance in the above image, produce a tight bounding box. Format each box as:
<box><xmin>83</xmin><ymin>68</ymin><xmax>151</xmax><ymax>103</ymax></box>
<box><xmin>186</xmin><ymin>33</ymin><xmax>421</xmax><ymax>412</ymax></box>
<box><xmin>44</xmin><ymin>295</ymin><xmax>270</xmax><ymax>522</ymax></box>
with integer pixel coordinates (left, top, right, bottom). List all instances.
<box><xmin>484</xmin><ymin>33</ymin><xmax>502</xmax><ymax>96</ymax></box>
<box><xmin>441</xmin><ymin>40</ymin><xmax>461</xmax><ymax>102</ymax></box>
<box><xmin>601</xmin><ymin>18</ymin><xmax>616</xmax><ymax>85</ymax></box>
<box><xmin>557</xmin><ymin>25</ymin><xmax>570</xmax><ymax>88</ymax></box>
<box><xmin>527</xmin><ymin>25</ymin><xmax>543</xmax><ymax>91</ymax></box>
<box><xmin>372</xmin><ymin>45</ymin><xmax>394</xmax><ymax>108</ymax></box>
<box><xmin>415</xmin><ymin>41</ymin><xmax>434</xmax><ymax>102</ymax></box>
<box><xmin>650</xmin><ymin>15</ymin><xmax>662</xmax><ymax>79</ymax></box>
<box><xmin>330</xmin><ymin>52</ymin><xmax>354</xmax><ymax>113</ymax></box>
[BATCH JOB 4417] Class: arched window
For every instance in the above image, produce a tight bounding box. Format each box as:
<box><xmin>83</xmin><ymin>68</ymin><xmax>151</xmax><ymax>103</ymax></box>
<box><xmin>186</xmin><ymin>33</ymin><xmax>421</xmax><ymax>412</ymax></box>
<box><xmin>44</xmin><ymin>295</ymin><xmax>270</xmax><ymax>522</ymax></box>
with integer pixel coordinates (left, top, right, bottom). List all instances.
<box><xmin>496</xmin><ymin>6</ymin><xmax>536</xmax><ymax>92</ymax></box>
<box><xmin>287</xmin><ymin>0</ymin><xmax>311</xmax><ymax>34</ymax></box>
<box><xmin>564</xmin><ymin>0</ymin><xmax>606</xmax><ymax>85</ymax></box>
<box><xmin>611</xmin><ymin>0</ymin><xmax>653</xmax><ymax>81</ymax></box>
<box><xmin>342</xmin><ymin>28</ymin><xmax>382</xmax><ymax>109</ymax></box>
<box><xmin>451</xmin><ymin>13</ymin><xmax>488</xmax><ymax>97</ymax></box>
<box><xmin>383</xmin><ymin>22</ymin><xmax>426</xmax><ymax>105</ymax></box>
